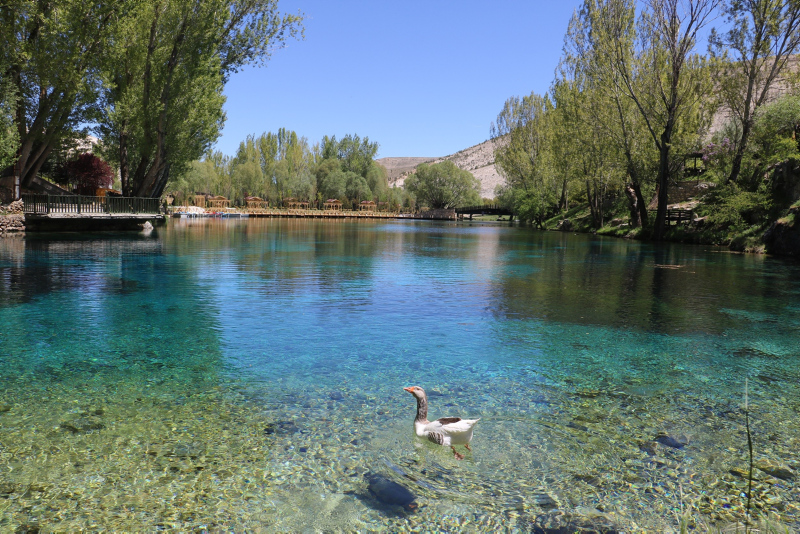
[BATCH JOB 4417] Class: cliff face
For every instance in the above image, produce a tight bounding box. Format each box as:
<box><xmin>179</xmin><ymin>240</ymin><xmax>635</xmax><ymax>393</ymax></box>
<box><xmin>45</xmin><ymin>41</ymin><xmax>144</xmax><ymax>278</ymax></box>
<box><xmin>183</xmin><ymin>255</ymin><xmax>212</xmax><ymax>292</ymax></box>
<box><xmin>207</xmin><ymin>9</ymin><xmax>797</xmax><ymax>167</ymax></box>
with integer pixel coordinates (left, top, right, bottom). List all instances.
<box><xmin>377</xmin><ymin>136</ymin><xmax>507</xmax><ymax>199</ymax></box>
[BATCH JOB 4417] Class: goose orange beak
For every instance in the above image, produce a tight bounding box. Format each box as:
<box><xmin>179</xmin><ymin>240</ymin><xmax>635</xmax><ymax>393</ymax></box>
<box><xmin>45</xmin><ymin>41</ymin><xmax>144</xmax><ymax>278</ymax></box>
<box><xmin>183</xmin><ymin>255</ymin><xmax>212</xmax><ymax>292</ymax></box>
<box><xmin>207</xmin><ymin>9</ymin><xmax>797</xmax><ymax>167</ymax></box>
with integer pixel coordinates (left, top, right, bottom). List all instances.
<box><xmin>403</xmin><ymin>387</ymin><xmax>414</xmax><ymax>393</ymax></box>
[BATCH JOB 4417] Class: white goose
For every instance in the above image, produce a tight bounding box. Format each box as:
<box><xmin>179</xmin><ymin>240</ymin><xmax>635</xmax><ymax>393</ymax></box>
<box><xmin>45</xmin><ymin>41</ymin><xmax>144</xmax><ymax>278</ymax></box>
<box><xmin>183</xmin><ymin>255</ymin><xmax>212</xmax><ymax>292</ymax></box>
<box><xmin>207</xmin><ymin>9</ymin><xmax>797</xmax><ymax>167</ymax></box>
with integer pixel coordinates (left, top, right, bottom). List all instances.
<box><xmin>403</xmin><ymin>386</ymin><xmax>480</xmax><ymax>460</ymax></box>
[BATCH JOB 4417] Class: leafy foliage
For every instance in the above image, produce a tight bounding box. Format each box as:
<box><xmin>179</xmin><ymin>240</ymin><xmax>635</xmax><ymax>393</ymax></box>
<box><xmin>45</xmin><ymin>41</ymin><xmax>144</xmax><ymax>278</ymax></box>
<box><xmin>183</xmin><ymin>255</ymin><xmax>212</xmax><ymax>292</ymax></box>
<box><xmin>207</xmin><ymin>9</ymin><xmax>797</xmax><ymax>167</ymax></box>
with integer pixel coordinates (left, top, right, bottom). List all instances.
<box><xmin>166</xmin><ymin>129</ymin><xmax>404</xmax><ymax>208</ymax></box>
<box><xmin>1</xmin><ymin>0</ymin><xmax>134</xmax><ymax>190</ymax></box>
<box><xmin>404</xmin><ymin>161</ymin><xmax>480</xmax><ymax>210</ymax></box>
<box><xmin>62</xmin><ymin>153</ymin><xmax>114</xmax><ymax>194</ymax></box>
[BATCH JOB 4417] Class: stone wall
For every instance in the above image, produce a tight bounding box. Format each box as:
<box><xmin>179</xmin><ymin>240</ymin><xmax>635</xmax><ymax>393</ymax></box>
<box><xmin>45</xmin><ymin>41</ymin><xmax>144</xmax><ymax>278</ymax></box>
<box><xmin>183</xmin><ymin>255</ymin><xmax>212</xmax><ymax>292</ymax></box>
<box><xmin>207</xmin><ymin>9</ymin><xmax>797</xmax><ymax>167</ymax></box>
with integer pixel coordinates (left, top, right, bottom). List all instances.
<box><xmin>0</xmin><ymin>199</ymin><xmax>25</xmax><ymax>233</ymax></box>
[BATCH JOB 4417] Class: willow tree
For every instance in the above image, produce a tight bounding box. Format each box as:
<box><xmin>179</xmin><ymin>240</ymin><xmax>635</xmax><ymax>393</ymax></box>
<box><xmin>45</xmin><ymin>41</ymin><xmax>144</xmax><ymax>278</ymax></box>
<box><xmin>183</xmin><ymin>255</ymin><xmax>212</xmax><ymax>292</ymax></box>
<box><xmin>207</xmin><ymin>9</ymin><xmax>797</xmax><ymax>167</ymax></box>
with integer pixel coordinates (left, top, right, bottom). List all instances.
<box><xmin>1</xmin><ymin>0</ymin><xmax>135</xmax><ymax>197</ymax></box>
<box><xmin>98</xmin><ymin>0</ymin><xmax>304</xmax><ymax>198</ymax></box>
<box><xmin>710</xmin><ymin>0</ymin><xmax>800</xmax><ymax>184</ymax></box>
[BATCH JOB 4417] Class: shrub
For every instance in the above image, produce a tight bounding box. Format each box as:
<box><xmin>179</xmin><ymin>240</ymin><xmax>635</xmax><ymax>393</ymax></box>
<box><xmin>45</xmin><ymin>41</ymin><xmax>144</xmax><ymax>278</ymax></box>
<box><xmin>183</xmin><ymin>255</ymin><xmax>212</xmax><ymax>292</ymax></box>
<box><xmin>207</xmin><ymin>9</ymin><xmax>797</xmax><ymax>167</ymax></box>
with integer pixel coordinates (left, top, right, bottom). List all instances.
<box><xmin>63</xmin><ymin>153</ymin><xmax>114</xmax><ymax>194</ymax></box>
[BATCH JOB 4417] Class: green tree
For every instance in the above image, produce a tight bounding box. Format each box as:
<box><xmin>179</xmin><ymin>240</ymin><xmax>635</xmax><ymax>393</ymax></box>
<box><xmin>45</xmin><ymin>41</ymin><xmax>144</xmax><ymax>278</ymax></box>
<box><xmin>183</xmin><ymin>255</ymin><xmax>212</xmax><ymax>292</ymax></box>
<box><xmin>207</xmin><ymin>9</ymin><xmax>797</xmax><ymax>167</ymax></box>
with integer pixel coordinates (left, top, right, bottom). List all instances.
<box><xmin>2</xmin><ymin>0</ymin><xmax>135</xmax><ymax>196</ymax></box>
<box><xmin>492</xmin><ymin>93</ymin><xmax>559</xmax><ymax>226</ymax></box>
<box><xmin>365</xmin><ymin>162</ymin><xmax>388</xmax><ymax>198</ymax></box>
<box><xmin>0</xmin><ymin>87</ymin><xmax>16</xmax><ymax>174</ymax></box>
<box><xmin>404</xmin><ymin>160</ymin><xmax>480</xmax><ymax>210</ymax></box>
<box><xmin>605</xmin><ymin>0</ymin><xmax>719</xmax><ymax>239</ymax></box>
<box><xmin>319</xmin><ymin>168</ymin><xmax>347</xmax><ymax>200</ymax></box>
<box><xmin>315</xmin><ymin>157</ymin><xmax>341</xmax><ymax>194</ymax></box>
<box><xmin>709</xmin><ymin>0</ymin><xmax>800</xmax><ymax>184</ymax></box>
<box><xmin>98</xmin><ymin>0</ymin><xmax>303</xmax><ymax>198</ymax></box>
<box><xmin>560</xmin><ymin>0</ymin><xmax>657</xmax><ymax>227</ymax></box>
<box><xmin>345</xmin><ymin>172</ymin><xmax>371</xmax><ymax>202</ymax></box>
<box><xmin>320</xmin><ymin>134</ymin><xmax>379</xmax><ymax>177</ymax></box>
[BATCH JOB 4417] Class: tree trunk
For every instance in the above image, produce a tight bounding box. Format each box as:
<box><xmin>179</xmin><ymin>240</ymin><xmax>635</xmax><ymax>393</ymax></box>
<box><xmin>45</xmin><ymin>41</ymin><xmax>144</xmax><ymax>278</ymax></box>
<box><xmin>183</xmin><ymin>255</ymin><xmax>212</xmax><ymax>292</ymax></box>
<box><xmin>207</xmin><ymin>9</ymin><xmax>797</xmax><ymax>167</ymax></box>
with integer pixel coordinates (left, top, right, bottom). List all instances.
<box><xmin>625</xmin><ymin>183</ymin><xmax>641</xmax><ymax>228</ymax></box>
<box><xmin>653</xmin><ymin>135</ymin><xmax>671</xmax><ymax>241</ymax></box>
<box><xmin>727</xmin><ymin>118</ymin><xmax>752</xmax><ymax>184</ymax></box>
<box><xmin>119</xmin><ymin>126</ymin><xmax>130</xmax><ymax>196</ymax></box>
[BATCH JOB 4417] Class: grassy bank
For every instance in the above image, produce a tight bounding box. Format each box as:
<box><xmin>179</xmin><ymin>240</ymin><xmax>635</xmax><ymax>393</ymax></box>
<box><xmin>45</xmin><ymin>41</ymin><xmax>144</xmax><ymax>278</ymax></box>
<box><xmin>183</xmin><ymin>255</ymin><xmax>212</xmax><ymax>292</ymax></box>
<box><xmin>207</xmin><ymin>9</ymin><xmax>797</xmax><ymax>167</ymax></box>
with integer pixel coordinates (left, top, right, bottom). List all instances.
<box><xmin>538</xmin><ymin>189</ymin><xmax>800</xmax><ymax>258</ymax></box>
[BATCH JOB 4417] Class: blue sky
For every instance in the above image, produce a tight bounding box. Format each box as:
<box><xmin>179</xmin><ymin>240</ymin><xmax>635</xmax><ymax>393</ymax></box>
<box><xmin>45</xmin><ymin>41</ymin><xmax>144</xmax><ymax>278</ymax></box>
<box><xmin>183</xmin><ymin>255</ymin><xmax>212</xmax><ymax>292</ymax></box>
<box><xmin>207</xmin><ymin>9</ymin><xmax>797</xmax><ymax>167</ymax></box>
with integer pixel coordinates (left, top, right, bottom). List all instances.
<box><xmin>217</xmin><ymin>1</ymin><xmax>583</xmax><ymax>159</ymax></box>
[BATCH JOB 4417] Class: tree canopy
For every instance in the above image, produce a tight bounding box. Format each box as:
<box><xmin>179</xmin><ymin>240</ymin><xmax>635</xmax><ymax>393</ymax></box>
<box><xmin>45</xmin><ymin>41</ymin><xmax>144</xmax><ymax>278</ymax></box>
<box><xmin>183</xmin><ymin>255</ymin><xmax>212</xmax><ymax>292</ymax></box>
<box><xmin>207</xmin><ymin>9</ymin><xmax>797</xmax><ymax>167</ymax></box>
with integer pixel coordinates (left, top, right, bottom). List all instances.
<box><xmin>405</xmin><ymin>160</ymin><xmax>481</xmax><ymax>210</ymax></box>
<box><xmin>1</xmin><ymin>0</ymin><xmax>303</xmax><ymax>198</ymax></box>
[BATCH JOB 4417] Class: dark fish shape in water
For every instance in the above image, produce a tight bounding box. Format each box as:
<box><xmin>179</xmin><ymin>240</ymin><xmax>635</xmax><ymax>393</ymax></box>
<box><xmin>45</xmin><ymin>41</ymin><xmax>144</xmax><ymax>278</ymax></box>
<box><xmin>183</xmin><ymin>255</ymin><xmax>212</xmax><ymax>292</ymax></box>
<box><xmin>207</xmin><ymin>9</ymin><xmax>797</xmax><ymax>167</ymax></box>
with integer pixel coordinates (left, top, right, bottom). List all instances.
<box><xmin>654</xmin><ymin>433</ymin><xmax>688</xmax><ymax>449</ymax></box>
<box><xmin>365</xmin><ymin>473</ymin><xmax>417</xmax><ymax>511</ymax></box>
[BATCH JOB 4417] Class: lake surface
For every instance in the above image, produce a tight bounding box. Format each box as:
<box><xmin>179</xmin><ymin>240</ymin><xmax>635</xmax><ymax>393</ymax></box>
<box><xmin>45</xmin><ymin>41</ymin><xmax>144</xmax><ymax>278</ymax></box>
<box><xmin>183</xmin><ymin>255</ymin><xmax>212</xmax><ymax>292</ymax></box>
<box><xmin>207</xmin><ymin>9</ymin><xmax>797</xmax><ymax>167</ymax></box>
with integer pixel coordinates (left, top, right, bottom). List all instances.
<box><xmin>1</xmin><ymin>218</ymin><xmax>799</xmax><ymax>532</ymax></box>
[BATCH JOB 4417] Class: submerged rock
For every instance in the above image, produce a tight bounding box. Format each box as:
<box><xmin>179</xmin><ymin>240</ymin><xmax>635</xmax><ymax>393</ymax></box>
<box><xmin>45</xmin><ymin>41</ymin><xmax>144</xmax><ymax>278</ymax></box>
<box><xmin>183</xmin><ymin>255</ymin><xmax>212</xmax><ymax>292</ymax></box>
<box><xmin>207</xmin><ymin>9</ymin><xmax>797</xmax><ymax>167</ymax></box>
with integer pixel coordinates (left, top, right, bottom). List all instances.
<box><xmin>0</xmin><ymin>403</ymin><xmax>11</xmax><ymax>413</ymax></box>
<box><xmin>164</xmin><ymin>442</ymin><xmax>205</xmax><ymax>459</ymax></box>
<box><xmin>365</xmin><ymin>473</ymin><xmax>417</xmax><ymax>511</ymax></box>
<box><xmin>654</xmin><ymin>432</ymin><xmax>688</xmax><ymax>449</ymax></box>
<box><xmin>532</xmin><ymin>507</ymin><xmax>619</xmax><ymax>533</ymax></box>
<box><xmin>60</xmin><ymin>416</ymin><xmax>104</xmax><ymax>433</ymax></box>
<box><xmin>531</xmin><ymin>492</ymin><xmax>559</xmax><ymax>510</ymax></box>
<box><xmin>755</xmin><ymin>460</ymin><xmax>796</xmax><ymax>480</ymax></box>
<box><xmin>264</xmin><ymin>420</ymin><xmax>299</xmax><ymax>435</ymax></box>
<box><xmin>639</xmin><ymin>441</ymin><xmax>659</xmax><ymax>455</ymax></box>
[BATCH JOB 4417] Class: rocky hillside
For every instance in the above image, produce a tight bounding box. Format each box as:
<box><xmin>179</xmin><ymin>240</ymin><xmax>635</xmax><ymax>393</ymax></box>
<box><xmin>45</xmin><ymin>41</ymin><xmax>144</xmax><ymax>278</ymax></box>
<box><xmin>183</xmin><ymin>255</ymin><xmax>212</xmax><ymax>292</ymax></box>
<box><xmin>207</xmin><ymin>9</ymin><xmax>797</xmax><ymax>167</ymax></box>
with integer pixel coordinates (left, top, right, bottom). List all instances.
<box><xmin>378</xmin><ymin>136</ymin><xmax>506</xmax><ymax>199</ymax></box>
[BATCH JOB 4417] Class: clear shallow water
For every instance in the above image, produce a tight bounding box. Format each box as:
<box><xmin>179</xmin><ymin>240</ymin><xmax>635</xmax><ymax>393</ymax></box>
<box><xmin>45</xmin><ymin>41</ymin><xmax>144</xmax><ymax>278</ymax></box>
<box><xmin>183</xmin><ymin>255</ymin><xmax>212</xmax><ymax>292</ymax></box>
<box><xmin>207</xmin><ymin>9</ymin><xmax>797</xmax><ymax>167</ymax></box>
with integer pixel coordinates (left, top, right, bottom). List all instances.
<box><xmin>1</xmin><ymin>218</ymin><xmax>799</xmax><ymax>531</ymax></box>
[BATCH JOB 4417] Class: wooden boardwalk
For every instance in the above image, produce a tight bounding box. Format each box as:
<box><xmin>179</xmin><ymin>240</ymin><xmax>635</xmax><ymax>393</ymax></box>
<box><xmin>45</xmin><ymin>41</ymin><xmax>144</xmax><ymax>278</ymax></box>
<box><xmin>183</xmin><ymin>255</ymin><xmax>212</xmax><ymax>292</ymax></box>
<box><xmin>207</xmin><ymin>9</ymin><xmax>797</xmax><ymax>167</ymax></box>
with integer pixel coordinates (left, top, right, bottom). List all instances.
<box><xmin>172</xmin><ymin>207</ymin><xmax>404</xmax><ymax>219</ymax></box>
<box><xmin>246</xmin><ymin>208</ymin><xmax>400</xmax><ymax>218</ymax></box>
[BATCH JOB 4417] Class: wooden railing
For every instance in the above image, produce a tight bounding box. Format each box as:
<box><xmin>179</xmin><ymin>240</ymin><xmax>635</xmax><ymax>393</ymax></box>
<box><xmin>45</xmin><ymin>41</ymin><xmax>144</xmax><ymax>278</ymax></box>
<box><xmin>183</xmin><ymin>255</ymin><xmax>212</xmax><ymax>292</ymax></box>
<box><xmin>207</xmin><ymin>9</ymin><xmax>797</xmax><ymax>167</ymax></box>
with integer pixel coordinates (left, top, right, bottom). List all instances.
<box><xmin>22</xmin><ymin>194</ymin><xmax>162</xmax><ymax>215</ymax></box>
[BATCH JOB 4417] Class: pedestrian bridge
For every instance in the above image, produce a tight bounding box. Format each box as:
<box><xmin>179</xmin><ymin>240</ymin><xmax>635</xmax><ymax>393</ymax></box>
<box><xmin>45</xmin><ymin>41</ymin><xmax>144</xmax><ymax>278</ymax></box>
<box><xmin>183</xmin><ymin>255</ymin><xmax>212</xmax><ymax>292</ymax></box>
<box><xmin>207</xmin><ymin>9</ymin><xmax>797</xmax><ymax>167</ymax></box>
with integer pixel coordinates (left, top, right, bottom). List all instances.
<box><xmin>455</xmin><ymin>204</ymin><xmax>514</xmax><ymax>220</ymax></box>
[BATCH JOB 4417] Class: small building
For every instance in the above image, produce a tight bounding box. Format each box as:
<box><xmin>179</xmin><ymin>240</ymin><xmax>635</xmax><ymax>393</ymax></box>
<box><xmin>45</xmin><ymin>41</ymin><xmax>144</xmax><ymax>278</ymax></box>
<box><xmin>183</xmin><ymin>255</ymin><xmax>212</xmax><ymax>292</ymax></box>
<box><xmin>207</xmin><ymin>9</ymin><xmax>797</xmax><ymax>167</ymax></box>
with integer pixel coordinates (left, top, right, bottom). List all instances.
<box><xmin>207</xmin><ymin>195</ymin><xmax>230</xmax><ymax>210</ymax></box>
<box><xmin>359</xmin><ymin>200</ymin><xmax>376</xmax><ymax>211</ymax></box>
<box><xmin>245</xmin><ymin>196</ymin><xmax>268</xmax><ymax>210</ymax></box>
<box><xmin>683</xmin><ymin>152</ymin><xmax>706</xmax><ymax>178</ymax></box>
<box><xmin>193</xmin><ymin>194</ymin><xmax>208</xmax><ymax>208</ymax></box>
<box><xmin>285</xmin><ymin>197</ymin><xmax>310</xmax><ymax>210</ymax></box>
<box><xmin>323</xmin><ymin>199</ymin><xmax>342</xmax><ymax>211</ymax></box>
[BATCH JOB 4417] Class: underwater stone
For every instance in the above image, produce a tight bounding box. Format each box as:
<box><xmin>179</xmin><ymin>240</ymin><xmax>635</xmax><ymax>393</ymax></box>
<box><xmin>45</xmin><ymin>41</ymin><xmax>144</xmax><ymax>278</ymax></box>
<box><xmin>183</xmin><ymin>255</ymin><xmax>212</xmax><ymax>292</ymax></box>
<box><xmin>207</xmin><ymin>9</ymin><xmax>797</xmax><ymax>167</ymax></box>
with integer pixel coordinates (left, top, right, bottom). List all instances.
<box><xmin>639</xmin><ymin>441</ymin><xmax>658</xmax><ymax>455</ymax></box>
<box><xmin>728</xmin><ymin>467</ymin><xmax>754</xmax><ymax>479</ymax></box>
<box><xmin>0</xmin><ymin>403</ymin><xmax>11</xmax><ymax>413</ymax></box>
<box><xmin>365</xmin><ymin>473</ymin><xmax>417</xmax><ymax>511</ymax></box>
<box><xmin>264</xmin><ymin>421</ymin><xmax>299</xmax><ymax>435</ymax></box>
<box><xmin>165</xmin><ymin>442</ymin><xmax>205</xmax><ymax>459</ymax></box>
<box><xmin>329</xmin><ymin>391</ymin><xmax>345</xmax><ymax>401</ymax></box>
<box><xmin>654</xmin><ymin>432</ymin><xmax>688</xmax><ymax>449</ymax></box>
<box><xmin>754</xmin><ymin>460</ymin><xmax>796</xmax><ymax>480</ymax></box>
<box><xmin>531</xmin><ymin>493</ymin><xmax>559</xmax><ymax>510</ymax></box>
<box><xmin>60</xmin><ymin>416</ymin><xmax>104</xmax><ymax>433</ymax></box>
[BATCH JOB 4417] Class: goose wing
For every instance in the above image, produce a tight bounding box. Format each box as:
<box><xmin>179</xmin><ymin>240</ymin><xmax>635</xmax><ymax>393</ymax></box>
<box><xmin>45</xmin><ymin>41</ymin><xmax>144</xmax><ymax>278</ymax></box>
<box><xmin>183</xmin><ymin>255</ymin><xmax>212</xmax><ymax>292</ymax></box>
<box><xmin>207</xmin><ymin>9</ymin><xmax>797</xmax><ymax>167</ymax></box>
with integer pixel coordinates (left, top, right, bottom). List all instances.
<box><xmin>424</xmin><ymin>417</ymin><xmax>480</xmax><ymax>435</ymax></box>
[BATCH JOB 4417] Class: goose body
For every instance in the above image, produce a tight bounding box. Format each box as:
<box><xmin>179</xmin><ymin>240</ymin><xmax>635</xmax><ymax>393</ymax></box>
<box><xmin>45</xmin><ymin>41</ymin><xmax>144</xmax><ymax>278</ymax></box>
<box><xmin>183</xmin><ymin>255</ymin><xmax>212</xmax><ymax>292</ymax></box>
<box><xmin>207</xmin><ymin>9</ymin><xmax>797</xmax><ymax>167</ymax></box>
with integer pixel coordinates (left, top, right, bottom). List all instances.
<box><xmin>404</xmin><ymin>386</ymin><xmax>479</xmax><ymax>460</ymax></box>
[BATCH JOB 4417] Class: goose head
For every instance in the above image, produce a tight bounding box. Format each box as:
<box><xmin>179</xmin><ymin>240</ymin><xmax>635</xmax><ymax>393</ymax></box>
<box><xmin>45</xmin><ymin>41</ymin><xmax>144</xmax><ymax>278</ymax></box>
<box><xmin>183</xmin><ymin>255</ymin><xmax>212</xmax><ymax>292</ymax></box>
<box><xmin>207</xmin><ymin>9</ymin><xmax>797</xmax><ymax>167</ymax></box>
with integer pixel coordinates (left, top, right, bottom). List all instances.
<box><xmin>403</xmin><ymin>386</ymin><xmax>427</xmax><ymax>401</ymax></box>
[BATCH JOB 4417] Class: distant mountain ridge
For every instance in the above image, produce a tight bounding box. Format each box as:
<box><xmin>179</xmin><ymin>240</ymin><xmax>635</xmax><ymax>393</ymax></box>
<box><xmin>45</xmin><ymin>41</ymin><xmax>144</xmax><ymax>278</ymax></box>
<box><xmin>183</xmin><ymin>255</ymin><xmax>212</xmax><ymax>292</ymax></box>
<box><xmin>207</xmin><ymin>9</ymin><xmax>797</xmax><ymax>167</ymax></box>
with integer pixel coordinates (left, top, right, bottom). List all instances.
<box><xmin>377</xmin><ymin>137</ymin><xmax>505</xmax><ymax>199</ymax></box>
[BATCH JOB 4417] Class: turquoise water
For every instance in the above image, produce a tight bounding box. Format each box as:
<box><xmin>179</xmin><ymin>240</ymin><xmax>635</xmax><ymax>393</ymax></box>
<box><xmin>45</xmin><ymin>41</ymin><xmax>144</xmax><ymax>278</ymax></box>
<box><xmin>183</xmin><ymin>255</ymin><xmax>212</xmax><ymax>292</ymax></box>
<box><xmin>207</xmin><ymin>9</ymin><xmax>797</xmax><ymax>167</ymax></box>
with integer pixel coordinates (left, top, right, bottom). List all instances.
<box><xmin>1</xmin><ymin>218</ymin><xmax>799</xmax><ymax>531</ymax></box>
